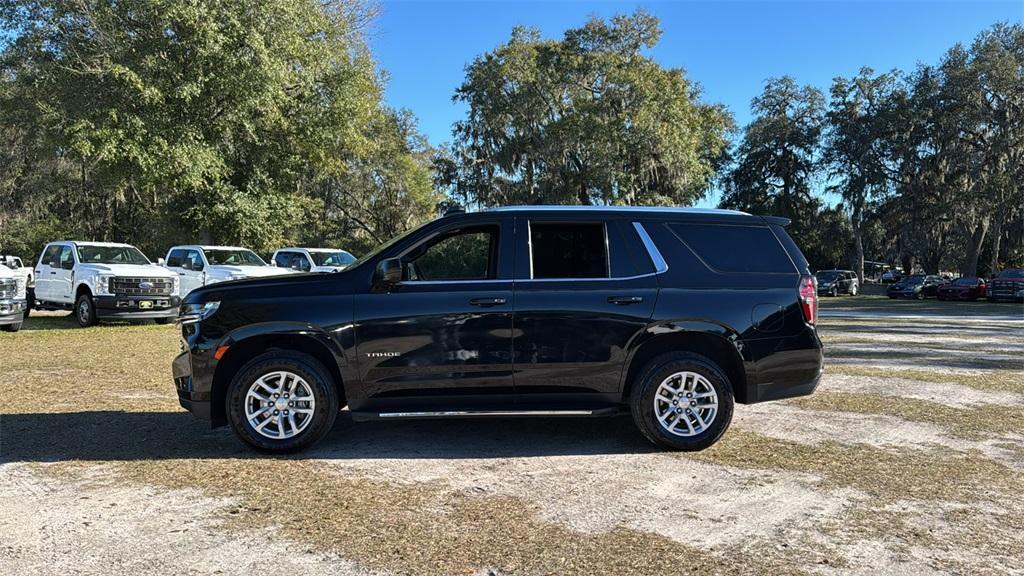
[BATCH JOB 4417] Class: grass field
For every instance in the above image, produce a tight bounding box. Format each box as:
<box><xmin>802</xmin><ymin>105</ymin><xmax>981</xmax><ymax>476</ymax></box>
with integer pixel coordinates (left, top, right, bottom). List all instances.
<box><xmin>2</xmin><ymin>297</ymin><xmax>1022</xmax><ymax>575</ymax></box>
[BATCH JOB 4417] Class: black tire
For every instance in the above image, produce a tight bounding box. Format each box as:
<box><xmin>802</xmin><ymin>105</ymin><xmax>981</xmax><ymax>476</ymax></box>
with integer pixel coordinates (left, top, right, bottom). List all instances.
<box><xmin>23</xmin><ymin>288</ymin><xmax>33</xmax><ymax>319</ymax></box>
<box><xmin>630</xmin><ymin>352</ymin><xmax>734</xmax><ymax>451</ymax></box>
<box><xmin>1</xmin><ymin>321</ymin><xmax>21</xmax><ymax>332</ymax></box>
<box><xmin>226</xmin><ymin>350</ymin><xmax>339</xmax><ymax>453</ymax></box>
<box><xmin>154</xmin><ymin>317</ymin><xmax>173</xmax><ymax>325</ymax></box>
<box><xmin>75</xmin><ymin>293</ymin><xmax>97</xmax><ymax>327</ymax></box>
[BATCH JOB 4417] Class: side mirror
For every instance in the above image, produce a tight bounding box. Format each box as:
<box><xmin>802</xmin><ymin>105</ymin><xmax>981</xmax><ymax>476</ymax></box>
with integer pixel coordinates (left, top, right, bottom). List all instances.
<box><xmin>61</xmin><ymin>260</ymin><xmax>74</xmax><ymax>270</ymax></box>
<box><xmin>158</xmin><ymin>258</ymin><xmax>166</xmax><ymax>266</ymax></box>
<box><xmin>181</xmin><ymin>261</ymin><xmax>192</xmax><ymax>271</ymax></box>
<box><xmin>49</xmin><ymin>260</ymin><xmax>60</xmax><ymax>269</ymax></box>
<box><xmin>376</xmin><ymin>257</ymin><xmax>402</xmax><ymax>285</ymax></box>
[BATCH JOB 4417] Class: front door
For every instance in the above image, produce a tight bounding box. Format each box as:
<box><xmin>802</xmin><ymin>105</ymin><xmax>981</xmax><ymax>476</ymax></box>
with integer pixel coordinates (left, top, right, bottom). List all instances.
<box><xmin>34</xmin><ymin>244</ymin><xmax>63</xmax><ymax>302</ymax></box>
<box><xmin>512</xmin><ymin>218</ymin><xmax>658</xmax><ymax>405</ymax></box>
<box><xmin>352</xmin><ymin>217</ymin><xmax>516</xmax><ymax>413</ymax></box>
<box><xmin>53</xmin><ymin>245</ymin><xmax>76</xmax><ymax>304</ymax></box>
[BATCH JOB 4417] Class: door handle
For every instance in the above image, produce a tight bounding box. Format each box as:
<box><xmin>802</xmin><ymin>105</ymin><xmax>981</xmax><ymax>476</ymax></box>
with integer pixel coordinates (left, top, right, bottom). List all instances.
<box><xmin>469</xmin><ymin>297</ymin><xmax>507</xmax><ymax>307</ymax></box>
<box><xmin>50</xmin><ymin>271</ymin><xmax>57</xmax><ymax>275</ymax></box>
<box><xmin>608</xmin><ymin>296</ymin><xmax>643</xmax><ymax>305</ymax></box>
<box><xmin>178</xmin><ymin>272</ymin><xmax>185</xmax><ymax>276</ymax></box>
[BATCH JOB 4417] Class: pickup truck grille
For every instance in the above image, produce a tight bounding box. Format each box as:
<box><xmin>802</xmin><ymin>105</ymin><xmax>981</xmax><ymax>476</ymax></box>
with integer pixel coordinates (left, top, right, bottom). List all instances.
<box><xmin>110</xmin><ymin>277</ymin><xmax>174</xmax><ymax>296</ymax></box>
<box><xmin>0</xmin><ymin>278</ymin><xmax>15</xmax><ymax>299</ymax></box>
<box><xmin>990</xmin><ymin>280</ymin><xmax>1022</xmax><ymax>298</ymax></box>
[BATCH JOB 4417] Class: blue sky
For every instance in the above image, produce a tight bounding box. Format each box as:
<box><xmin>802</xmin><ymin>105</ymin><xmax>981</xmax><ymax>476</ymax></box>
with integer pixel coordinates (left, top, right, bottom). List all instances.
<box><xmin>370</xmin><ymin>1</ymin><xmax>1021</xmax><ymax>205</ymax></box>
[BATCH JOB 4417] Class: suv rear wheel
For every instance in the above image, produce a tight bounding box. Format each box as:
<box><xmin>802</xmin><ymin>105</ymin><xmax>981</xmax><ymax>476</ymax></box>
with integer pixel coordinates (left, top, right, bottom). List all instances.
<box><xmin>226</xmin><ymin>350</ymin><xmax>338</xmax><ymax>453</ymax></box>
<box><xmin>630</xmin><ymin>352</ymin><xmax>734</xmax><ymax>451</ymax></box>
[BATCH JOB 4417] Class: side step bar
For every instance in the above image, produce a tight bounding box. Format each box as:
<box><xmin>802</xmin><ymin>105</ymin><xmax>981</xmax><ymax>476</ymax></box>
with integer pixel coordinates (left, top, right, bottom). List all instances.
<box><xmin>351</xmin><ymin>407</ymin><xmax>622</xmax><ymax>421</ymax></box>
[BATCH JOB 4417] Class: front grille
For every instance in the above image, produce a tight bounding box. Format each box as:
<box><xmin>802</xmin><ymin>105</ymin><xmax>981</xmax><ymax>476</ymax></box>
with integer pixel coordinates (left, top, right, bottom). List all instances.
<box><xmin>991</xmin><ymin>281</ymin><xmax>1021</xmax><ymax>296</ymax></box>
<box><xmin>0</xmin><ymin>278</ymin><xmax>15</xmax><ymax>299</ymax></box>
<box><xmin>110</xmin><ymin>277</ymin><xmax>174</xmax><ymax>296</ymax></box>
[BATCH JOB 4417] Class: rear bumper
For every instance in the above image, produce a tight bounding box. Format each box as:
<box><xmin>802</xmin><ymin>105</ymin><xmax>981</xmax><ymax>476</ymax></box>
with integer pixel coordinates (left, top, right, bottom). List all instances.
<box><xmin>95</xmin><ymin>295</ymin><xmax>180</xmax><ymax>319</ymax></box>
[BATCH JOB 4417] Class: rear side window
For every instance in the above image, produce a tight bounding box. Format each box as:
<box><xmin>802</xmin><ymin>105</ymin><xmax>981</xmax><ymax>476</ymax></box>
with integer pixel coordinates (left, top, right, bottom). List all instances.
<box><xmin>530</xmin><ymin>222</ymin><xmax>608</xmax><ymax>279</ymax></box>
<box><xmin>668</xmin><ymin>223</ymin><xmax>794</xmax><ymax>274</ymax></box>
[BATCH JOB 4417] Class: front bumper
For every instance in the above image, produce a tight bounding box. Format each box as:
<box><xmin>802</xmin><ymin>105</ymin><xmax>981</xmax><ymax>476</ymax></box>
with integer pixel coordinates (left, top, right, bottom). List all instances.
<box><xmin>0</xmin><ymin>299</ymin><xmax>26</xmax><ymax>325</ymax></box>
<box><xmin>173</xmin><ymin>348</ymin><xmax>212</xmax><ymax>420</ymax></box>
<box><xmin>95</xmin><ymin>295</ymin><xmax>180</xmax><ymax>319</ymax></box>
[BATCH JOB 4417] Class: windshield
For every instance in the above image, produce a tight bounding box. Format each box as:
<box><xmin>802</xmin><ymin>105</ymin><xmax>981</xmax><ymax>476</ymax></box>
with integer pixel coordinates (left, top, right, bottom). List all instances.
<box><xmin>953</xmin><ymin>277</ymin><xmax>978</xmax><ymax>286</ymax></box>
<box><xmin>816</xmin><ymin>271</ymin><xmax>840</xmax><ymax>282</ymax></box>
<box><xmin>203</xmin><ymin>249</ymin><xmax>266</xmax><ymax>266</ymax></box>
<box><xmin>998</xmin><ymin>269</ymin><xmax>1024</xmax><ymax>279</ymax></box>
<box><xmin>311</xmin><ymin>251</ymin><xmax>356</xmax><ymax>267</ymax></box>
<box><xmin>903</xmin><ymin>275</ymin><xmax>925</xmax><ymax>285</ymax></box>
<box><xmin>77</xmin><ymin>245</ymin><xmax>151</xmax><ymax>265</ymax></box>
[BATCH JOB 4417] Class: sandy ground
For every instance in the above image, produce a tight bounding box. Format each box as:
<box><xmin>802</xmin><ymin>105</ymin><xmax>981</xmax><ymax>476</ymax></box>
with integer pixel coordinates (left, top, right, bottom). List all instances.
<box><xmin>2</xmin><ymin>303</ymin><xmax>1023</xmax><ymax>575</ymax></box>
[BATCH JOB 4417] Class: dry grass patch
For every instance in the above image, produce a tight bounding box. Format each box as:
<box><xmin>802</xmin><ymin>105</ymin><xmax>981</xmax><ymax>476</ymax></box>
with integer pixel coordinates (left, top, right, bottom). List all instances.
<box><xmin>686</xmin><ymin>429</ymin><xmax>1024</xmax><ymax>504</ymax></box>
<box><xmin>790</xmin><ymin>391</ymin><xmax>1024</xmax><ymax>441</ymax></box>
<box><xmin>32</xmin><ymin>459</ymin><xmax>797</xmax><ymax>576</ymax></box>
<box><xmin>826</xmin><ymin>364</ymin><xmax>1024</xmax><ymax>394</ymax></box>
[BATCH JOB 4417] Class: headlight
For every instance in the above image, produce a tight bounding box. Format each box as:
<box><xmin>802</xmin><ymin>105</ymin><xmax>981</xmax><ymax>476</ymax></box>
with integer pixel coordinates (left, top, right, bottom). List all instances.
<box><xmin>15</xmin><ymin>277</ymin><xmax>26</xmax><ymax>299</ymax></box>
<box><xmin>94</xmin><ymin>274</ymin><xmax>114</xmax><ymax>295</ymax></box>
<box><xmin>169</xmin><ymin>275</ymin><xmax>180</xmax><ymax>296</ymax></box>
<box><xmin>178</xmin><ymin>301</ymin><xmax>220</xmax><ymax>324</ymax></box>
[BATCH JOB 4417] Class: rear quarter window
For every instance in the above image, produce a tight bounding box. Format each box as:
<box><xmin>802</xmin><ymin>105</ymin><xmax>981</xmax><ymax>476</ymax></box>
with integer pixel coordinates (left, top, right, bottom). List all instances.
<box><xmin>668</xmin><ymin>223</ymin><xmax>795</xmax><ymax>274</ymax></box>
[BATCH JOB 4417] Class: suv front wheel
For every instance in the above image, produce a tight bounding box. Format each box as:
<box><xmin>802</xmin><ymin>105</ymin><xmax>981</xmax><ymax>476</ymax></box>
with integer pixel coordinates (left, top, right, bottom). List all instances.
<box><xmin>631</xmin><ymin>352</ymin><xmax>734</xmax><ymax>451</ymax></box>
<box><xmin>226</xmin><ymin>350</ymin><xmax>339</xmax><ymax>453</ymax></box>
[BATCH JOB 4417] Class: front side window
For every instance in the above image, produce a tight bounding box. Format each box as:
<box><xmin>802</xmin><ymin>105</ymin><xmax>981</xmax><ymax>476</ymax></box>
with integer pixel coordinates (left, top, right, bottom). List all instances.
<box><xmin>42</xmin><ymin>245</ymin><xmax>62</xmax><ymax>267</ymax></box>
<box><xmin>203</xmin><ymin>249</ymin><xmax>266</xmax><ymax>266</ymax></box>
<box><xmin>311</xmin><ymin>251</ymin><xmax>356</xmax><ymax>267</ymax></box>
<box><xmin>404</xmin><ymin>226</ymin><xmax>498</xmax><ymax>281</ymax></box>
<box><xmin>530</xmin><ymin>222</ymin><xmax>608</xmax><ymax>279</ymax></box>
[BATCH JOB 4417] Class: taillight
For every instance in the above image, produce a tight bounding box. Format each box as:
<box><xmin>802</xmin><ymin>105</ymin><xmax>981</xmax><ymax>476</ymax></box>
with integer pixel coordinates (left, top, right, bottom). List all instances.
<box><xmin>799</xmin><ymin>275</ymin><xmax>817</xmax><ymax>325</ymax></box>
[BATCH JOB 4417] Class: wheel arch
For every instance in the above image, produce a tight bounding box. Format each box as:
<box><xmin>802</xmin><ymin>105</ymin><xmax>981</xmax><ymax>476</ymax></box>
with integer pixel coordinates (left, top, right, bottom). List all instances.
<box><xmin>210</xmin><ymin>327</ymin><xmax>346</xmax><ymax>427</ymax></box>
<box><xmin>622</xmin><ymin>322</ymin><xmax>750</xmax><ymax>404</ymax></box>
<box><xmin>75</xmin><ymin>282</ymin><xmax>93</xmax><ymax>299</ymax></box>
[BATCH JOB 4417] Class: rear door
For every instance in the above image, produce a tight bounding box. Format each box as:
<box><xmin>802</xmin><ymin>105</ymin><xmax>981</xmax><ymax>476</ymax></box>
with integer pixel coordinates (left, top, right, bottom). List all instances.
<box><xmin>511</xmin><ymin>217</ymin><xmax>658</xmax><ymax>405</ymax></box>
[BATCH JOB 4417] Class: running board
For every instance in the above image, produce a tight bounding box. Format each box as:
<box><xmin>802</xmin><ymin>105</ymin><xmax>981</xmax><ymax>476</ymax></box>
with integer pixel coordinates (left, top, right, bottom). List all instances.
<box><xmin>352</xmin><ymin>407</ymin><xmax>621</xmax><ymax>421</ymax></box>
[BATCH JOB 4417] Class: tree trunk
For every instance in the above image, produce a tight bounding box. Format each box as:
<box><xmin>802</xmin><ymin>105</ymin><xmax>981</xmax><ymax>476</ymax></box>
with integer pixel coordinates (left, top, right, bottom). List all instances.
<box><xmin>577</xmin><ymin>181</ymin><xmax>590</xmax><ymax>206</ymax></box>
<box><xmin>851</xmin><ymin>204</ymin><xmax>864</xmax><ymax>282</ymax></box>
<box><xmin>988</xmin><ymin>219</ymin><xmax>1002</xmax><ymax>277</ymax></box>
<box><xmin>961</xmin><ymin>218</ymin><xmax>989</xmax><ymax>278</ymax></box>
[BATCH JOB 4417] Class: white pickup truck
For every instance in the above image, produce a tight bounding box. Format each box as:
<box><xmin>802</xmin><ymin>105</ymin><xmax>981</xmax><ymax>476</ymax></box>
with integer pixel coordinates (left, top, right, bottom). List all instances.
<box><xmin>0</xmin><ymin>264</ymin><xmax>28</xmax><ymax>332</ymax></box>
<box><xmin>162</xmin><ymin>245</ymin><xmax>295</xmax><ymax>296</ymax></box>
<box><xmin>34</xmin><ymin>241</ymin><xmax>180</xmax><ymax>327</ymax></box>
<box><xmin>1</xmin><ymin>255</ymin><xmax>33</xmax><ymax>320</ymax></box>
<box><xmin>270</xmin><ymin>247</ymin><xmax>356</xmax><ymax>273</ymax></box>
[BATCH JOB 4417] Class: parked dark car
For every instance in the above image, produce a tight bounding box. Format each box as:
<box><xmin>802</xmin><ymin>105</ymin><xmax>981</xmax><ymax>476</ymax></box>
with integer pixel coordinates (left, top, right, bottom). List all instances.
<box><xmin>988</xmin><ymin>268</ymin><xmax>1024</xmax><ymax>302</ymax></box>
<box><xmin>887</xmin><ymin>274</ymin><xmax>947</xmax><ymax>299</ymax></box>
<box><xmin>937</xmin><ymin>277</ymin><xmax>987</xmax><ymax>301</ymax></box>
<box><xmin>816</xmin><ymin>269</ymin><xmax>858</xmax><ymax>296</ymax></box>
<box><xmin>172</xmin><ymin>206</ymin><xmax>823</xmax><ymax>454</ymax></box>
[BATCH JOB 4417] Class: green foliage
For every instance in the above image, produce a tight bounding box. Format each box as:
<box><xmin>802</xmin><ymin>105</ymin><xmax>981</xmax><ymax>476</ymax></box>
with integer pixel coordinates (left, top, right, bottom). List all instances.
<box><xmin>441</xmin><ymin>10</ymin><xmax>734</xmax><ymax>207</ymax></box>
<box><xmin>0</xmin><ymin>0</ymin><xmax>435</xmax><ymax>260</ymax></box>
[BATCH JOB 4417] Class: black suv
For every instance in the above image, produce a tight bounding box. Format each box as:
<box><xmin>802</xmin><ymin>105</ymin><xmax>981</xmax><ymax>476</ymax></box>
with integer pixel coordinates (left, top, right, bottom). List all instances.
<box><xmin>172</xmin><ymin>207</ymin><xmax>823</xmax><ymax>453</ymax></box>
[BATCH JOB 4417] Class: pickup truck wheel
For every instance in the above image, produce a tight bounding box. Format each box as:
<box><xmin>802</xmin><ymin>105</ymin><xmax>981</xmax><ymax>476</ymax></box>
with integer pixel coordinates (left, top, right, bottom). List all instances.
<box><xmin>75</xmin><ymin>294</ymin><xmax>97</xmax><ymax>327</ymax></box>
<box><xmin>1</xmin><ymin>321</ymin><xmax>21</xmax><ymax>332</ymax></box>
<box><xmin>226</xmin><ymin>351</ymin><xmax>338</xmax><ymax>453</ymax></box>
<box><xmin>631</xmin><ymin>352</ymin><xmax>734</xmax><ymax>451</ymax></box>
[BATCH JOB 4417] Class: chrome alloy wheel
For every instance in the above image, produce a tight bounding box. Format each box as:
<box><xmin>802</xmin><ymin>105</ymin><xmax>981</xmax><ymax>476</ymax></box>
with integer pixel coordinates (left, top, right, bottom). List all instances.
<box><xmin>77</xmin><ymin>299</ymin><xmax>90</xmax><ymax>324</ymax></box>
<box><xmin>244</xmin><ymin>371</ymin><xmax>316</xmax><ymax>440</ymax></box>
<box><xmin>653</xmin><ymin>371</ymin><xmax>719</xmax><ymax>437</ymax></box>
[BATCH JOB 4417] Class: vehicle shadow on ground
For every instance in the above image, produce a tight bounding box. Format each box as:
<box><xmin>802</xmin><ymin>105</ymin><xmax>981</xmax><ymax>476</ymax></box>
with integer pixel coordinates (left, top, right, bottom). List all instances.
<box><xmin>1</xmin><ymin>410</ymin><xmax>654</xmax><ymax>463</ymax></box>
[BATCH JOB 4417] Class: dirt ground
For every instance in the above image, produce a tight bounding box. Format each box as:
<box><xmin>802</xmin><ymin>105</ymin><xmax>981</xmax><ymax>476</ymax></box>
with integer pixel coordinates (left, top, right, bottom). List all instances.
<box><xmin>2</xmin><ymin>297</ymin><xmax>1022</xmax><ymax>575</ymax></box>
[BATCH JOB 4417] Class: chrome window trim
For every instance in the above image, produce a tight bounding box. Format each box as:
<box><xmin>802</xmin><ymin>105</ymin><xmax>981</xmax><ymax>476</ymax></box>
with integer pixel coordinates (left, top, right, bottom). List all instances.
<box><xmin>633</xmin><ymin>221</ymin><xmax>669</xmax><ymax>274</ymax></box>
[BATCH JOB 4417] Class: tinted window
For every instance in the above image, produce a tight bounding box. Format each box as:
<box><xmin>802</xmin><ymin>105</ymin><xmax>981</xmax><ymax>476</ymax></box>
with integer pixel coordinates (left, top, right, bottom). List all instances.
<box><xmin>166</xmin><ymin>249</ymin><xmax>187</xmax><ymax>268</ymax></box>
<box><xmin>273</xmin><ymin>251</ymin><xmax>295</xmax><ymax>268</ymax></box>
<box><xmin>530</xmin><ymin>222</ymin><xmax>608</xmax><ymax>279</ymax></box>
<box><xmin>311</xmin><ymin>251</ymin><xmax>355</xmax><ymax>267</ymax></box>
<box><xmin>203</xmin><ymin>249</ymin><xmax>265</xmax><ymax>266</ymax></box>
<box><xmin>669</xmin><ymin>223</ymin><xmax>794</xmax><ymax>274</ymax></box>
<box><xmin>405</xmin><ymin>225</ymin><xmax>497</xmax><ymax>281</ymax></box>
<box><xmin>953</xmin><ymin>277</ymin><xmax>979</xmax><ymax>286</ymax></box>
<box><xmin>42</xmin><ymin>245</ymin><xmax>62</xmax><ymax>267</ymax></box>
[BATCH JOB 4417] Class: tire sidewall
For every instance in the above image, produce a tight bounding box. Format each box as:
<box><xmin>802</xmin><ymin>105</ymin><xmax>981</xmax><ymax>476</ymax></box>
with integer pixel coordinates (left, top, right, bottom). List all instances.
<box><xmin>631</xmin><ymin>353</ymin><xmax>734</xmax><ymax>451</ymax></box>
<box><xmin>226</xmin><ymin>351</ymin><xmax>338</xmax><ymax>453</ymax></box>
<box><xmin>75</xmin><ymin>294</ymin><xmax>96</xmax><ymax>327</ymax></box>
